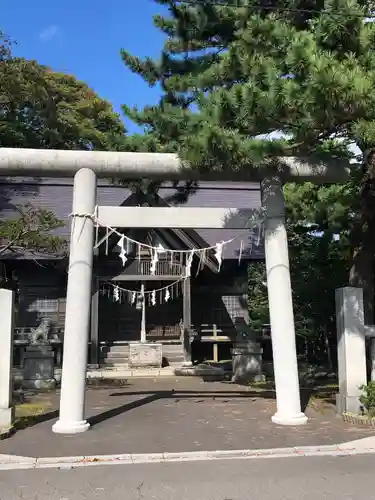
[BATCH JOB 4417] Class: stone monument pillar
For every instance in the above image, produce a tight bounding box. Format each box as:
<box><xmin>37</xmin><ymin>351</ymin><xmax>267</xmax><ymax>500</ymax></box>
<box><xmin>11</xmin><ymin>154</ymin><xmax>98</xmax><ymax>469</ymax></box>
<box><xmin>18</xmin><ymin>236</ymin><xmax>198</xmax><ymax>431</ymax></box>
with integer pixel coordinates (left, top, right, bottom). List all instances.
<box><xmin>231</xmin><ymin>319</ymin><xmax>265</xmax><ymax>384</ymax></box>
<box><xmin>336</xmin><ymin>287</ymin><xmax>367</xmax><ymax>414</ymax></box>
<box><xmin>0</xmin><ymin>289</ymin><xmax>15</xmax><ymax>430</ymax></box>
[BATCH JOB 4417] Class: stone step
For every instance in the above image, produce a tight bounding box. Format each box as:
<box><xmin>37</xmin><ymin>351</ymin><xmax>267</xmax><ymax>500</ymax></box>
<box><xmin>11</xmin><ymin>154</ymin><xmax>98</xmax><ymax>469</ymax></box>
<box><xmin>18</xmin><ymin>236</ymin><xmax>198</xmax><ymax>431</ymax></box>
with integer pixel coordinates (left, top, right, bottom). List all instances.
<box><xmin>162</xmin><ymin>346</ymin><xmax>184</xmax><ymax>354</ymax></box>
<box><xmin>100</xmin><ymin>341</ymin><xmax>182</xmax><ymax>351</ymax></box>
<box><xmin>101</xmin><ymin>356</ymin><xmax>129</xmax><ymax>365</ymax></box>
<box><xmin>100</xmin><ymin>345</ymin><xmax>130</xmax><ymax>354</ymax></box>
<box><xmin>99</xmin><ymin>343</ymin><xmax>185</xmax><ymax>366</ymax></box>
<box><xmin>164</xmin><ymin>354</ymin><xmax>184</xmax><ymax>362</ymax></box>
<box><xmin>100</xmin><ymin>363</ymin><xmax>129</xmax><ymax>368</ymax></box>
<box><xmin>100</xmin><ymin>356</ymin><xmax>184</xmax><ymax>367</ymax></box>
<box><xmin>163</xmin><ymin>351</ymin><xmax>184</xmax><ymax>362</ymax></box>
<box><xmin>88</xmin><ymin>367</ymin><xmax>176</xmax><ymax>378</ymax></box>
<box><xmin>102</xmin><ymin>351</ymin><xmax>130</xmax><ymax>359</ymax></box>
<box><xmin>101</xmin><ymin>344</ymin><xmax>183</xmax><ymax>353</ymax></box>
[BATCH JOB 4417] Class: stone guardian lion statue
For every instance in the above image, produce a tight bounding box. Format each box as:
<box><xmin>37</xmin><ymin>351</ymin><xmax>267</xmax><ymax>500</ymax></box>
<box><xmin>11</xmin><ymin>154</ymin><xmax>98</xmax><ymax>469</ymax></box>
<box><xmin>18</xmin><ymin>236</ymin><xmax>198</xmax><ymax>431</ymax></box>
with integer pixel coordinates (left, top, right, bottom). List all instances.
<box><xmin>29</xmin><ymin>317</ymin><xmax>52</xmax><ymax>345</ymax></box>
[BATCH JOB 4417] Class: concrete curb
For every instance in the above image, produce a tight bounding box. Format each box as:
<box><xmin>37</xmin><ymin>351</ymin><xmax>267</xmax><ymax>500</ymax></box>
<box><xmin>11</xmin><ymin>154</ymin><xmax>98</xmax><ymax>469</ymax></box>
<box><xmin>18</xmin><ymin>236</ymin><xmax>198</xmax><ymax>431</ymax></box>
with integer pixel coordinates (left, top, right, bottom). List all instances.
<box><xmin>1</xmin><ymin>443</ymin><xmax>375</xmax><ymax>471</ymax></box>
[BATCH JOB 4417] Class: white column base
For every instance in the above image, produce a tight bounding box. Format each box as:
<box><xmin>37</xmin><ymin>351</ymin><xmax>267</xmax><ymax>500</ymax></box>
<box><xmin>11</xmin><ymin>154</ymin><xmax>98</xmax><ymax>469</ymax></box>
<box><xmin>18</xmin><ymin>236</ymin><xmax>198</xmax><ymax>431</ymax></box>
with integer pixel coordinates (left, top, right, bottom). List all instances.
<box><xmin>271</xmin><ymin>412</ymin><xmax>308</xmax><ymax>426</ymax></box>
<box><xmin>52</xmin><ymin>419</ymin><xmax>90</xmax><ymax>434</ymax></box>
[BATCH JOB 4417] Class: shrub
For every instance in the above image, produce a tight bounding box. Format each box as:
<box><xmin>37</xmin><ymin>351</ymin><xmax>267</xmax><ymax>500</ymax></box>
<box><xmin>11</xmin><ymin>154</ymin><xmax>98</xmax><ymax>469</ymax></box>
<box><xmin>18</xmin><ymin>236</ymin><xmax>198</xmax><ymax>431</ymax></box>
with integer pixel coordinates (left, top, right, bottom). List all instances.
<box><xmin>359</xmin><ymin>382</ymin><xmax>375</xmax><ymax>417</ymax></box>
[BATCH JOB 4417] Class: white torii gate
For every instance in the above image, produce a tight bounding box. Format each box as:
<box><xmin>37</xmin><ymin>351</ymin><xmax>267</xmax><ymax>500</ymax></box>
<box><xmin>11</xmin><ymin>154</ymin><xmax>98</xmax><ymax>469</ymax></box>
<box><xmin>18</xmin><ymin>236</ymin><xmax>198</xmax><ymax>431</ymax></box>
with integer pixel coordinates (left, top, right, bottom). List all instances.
<box><xmin>0</xmin><ymin>148</ymin><xmax>352</xmax><ymax>434</ymax></box>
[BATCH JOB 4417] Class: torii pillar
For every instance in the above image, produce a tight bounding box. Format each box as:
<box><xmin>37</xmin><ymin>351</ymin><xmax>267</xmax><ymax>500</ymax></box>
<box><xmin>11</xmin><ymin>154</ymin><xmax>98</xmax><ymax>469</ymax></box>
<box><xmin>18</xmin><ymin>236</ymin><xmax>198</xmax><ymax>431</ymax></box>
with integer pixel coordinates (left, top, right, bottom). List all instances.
<box><xmin>52</xmin><ymin>168</ymin><xmax>97</xmax><ymax>434</ymax></box>
<box><xmin>261</xmin><ymin>177</ymin><xmax>307</xmax><ymax>425</ymax></box>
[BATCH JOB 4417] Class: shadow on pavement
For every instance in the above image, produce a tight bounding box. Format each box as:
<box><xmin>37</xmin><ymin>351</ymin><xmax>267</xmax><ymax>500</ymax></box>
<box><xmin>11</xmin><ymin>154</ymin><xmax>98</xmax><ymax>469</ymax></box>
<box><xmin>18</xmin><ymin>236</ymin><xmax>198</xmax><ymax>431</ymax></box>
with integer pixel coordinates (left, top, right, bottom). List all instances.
<box><xmin>88</xmin><ymin>392</ymin><xmax>171</xmax><ymax>427</ymax></box>
<box><xmin>15</xmin><ymin>409</ymin><xmax>59</xmax><ymax>430</ymax></box>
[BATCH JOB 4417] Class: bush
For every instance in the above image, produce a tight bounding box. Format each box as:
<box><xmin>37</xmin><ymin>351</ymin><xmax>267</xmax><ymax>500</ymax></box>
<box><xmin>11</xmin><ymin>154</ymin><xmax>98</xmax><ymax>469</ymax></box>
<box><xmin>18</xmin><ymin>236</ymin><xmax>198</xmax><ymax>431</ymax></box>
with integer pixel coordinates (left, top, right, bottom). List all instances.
<box><xmin>359</xmin><ymin>382</ymin><xmax>375</xmax><ymax>417</ymax></box>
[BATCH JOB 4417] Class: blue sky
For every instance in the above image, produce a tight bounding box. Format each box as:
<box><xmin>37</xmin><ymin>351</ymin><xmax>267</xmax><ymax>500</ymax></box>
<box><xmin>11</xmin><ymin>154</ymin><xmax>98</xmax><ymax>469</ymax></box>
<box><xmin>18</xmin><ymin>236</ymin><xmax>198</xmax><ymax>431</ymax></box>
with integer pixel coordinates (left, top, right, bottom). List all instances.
<box><xmin>1</xmin><ymin>0</ymin><xmax>168</xmax><ymax>133</ymax></box>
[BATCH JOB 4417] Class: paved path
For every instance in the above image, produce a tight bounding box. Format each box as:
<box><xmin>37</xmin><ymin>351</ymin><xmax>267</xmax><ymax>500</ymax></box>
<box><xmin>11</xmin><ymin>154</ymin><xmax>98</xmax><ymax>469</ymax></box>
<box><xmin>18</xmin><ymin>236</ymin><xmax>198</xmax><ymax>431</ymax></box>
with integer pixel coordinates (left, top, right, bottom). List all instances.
<box><xmin>1</xmin><ymin>378</ymin><xmax>374</xmax><ymax>458</ymax></box>
<box><xmin>0</xmin><ymin>454</ymin><xmax>374</xmax><ymax>500</ymax></box>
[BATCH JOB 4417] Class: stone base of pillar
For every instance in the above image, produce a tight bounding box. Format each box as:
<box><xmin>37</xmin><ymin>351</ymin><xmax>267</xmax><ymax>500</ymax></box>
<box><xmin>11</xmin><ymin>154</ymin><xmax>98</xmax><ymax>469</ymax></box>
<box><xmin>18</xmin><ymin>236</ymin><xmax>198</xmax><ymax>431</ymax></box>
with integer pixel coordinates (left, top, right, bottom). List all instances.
<box><xmin>22</xmin><ymin>345</ymin><xmax>56</xmax><ymax>390</ymax></box>
<box><xmin>174</xmin><ymin>363</ymin><xmax>225</xmax><ymax>379</ymax></box>
<box><xmin>52</xmin><ymin>419</ymin><xmax>90</xmax><ymax>434</ymax></box>
<box><xmin>231</xmin><ymin>340</ymin><xmax>264</xmax><ymax>384</ymax></box>
<box><xmin>271</xmin><ymin>412</ymin><xmax>308</xmax><ymax>426</ymax></box>
<box><xmin>87</xmin><ymin>364</ymin><xmax>100</xmax><ymax>370</ymax></box>
<box><xmin>181</xmin><ymin>360</ymin><xmax>193</xmax><ymax>367</ymax></box>
<box><xmin>0</xmin><ymin>407</ymin><xmax>14</xmax><ymax>430</ymax></box>
<box><xmin>22</xmin><ymin>379</ymin><xmax>56</xmax><ymax>390</ymax></box>
<box><xmin>336</xmin><ymin>393</ymin><xmax>362</xmax><ymax>415</ymax></box>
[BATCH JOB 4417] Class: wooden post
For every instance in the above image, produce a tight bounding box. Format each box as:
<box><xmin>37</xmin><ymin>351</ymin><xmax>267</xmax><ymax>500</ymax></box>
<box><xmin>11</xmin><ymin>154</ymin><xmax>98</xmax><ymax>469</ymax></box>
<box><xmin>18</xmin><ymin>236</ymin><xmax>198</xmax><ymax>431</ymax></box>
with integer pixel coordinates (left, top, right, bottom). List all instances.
<box><xmin>182</xmin><ymin>276</ymin><xmax>192</xmax><ymax>364</ymax></box>
<box><xmin>213</xmin><ymin>324</ymin><xmax>219</xmax><ymax>362</ymax></box>
<box><xmin>90</xmin><ymin>278</ymin><xmax>99</xmax><ymax>367</ymax></box>
<box><xmin>140</xmin><ymin>283</ymin><xmax>146</xmax><ymax>343</ymax></box>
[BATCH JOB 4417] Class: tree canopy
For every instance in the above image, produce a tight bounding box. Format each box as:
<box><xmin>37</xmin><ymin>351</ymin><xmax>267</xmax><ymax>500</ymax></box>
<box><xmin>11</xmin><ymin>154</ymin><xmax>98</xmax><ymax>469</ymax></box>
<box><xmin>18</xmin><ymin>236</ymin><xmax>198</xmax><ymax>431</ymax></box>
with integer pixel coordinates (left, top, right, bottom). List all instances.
<box><xmin>0</xmin><ymin>56</ymin><xmax>126</xmax><ymax>151</ymax></box>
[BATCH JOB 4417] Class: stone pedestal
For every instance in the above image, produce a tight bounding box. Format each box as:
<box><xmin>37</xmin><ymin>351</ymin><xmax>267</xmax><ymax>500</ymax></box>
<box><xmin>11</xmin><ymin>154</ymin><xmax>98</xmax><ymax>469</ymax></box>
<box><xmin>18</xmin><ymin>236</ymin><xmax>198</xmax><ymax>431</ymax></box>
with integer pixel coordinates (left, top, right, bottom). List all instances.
<box><xmin>232</xmin><ymin>340</ymin><xmax>265</xmax><ymax>384</ymax></box>
<box><xmin>22</xmin><ymin>345</ymin><xmax>56</xmax><ymax>390</ymax></box>
<box><xmin>129</xmin><ymin>343</ymin><xmax>162</xmax><ymax>368</ymax></box>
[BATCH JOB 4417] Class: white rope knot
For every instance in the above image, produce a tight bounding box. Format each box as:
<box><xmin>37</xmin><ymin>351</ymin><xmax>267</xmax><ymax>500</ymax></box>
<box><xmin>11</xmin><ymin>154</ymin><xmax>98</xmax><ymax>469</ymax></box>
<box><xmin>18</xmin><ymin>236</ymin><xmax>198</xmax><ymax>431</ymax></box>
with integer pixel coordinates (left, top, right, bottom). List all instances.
<box><xmin>69</xmin><ymin>212</ymin><xmax>95</xmax><ymax>219</ymax></box>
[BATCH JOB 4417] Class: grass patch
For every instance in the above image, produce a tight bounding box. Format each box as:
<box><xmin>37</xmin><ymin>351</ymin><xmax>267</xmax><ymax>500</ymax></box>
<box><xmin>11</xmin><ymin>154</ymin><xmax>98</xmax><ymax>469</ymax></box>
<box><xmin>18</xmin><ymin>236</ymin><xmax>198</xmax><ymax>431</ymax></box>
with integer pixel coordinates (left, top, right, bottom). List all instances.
<box><xmin>15</xmin><ymin>402</ymin><xmax>53</xmax><ymax>418</ymax></box>
<box><xmin>245</xmin><ymin>380</ymin><xmax>338</xmax><ymax>411</ymax></box>
<box><xmin>14</xmin><ymin>401</ymin><xmax>55</xmax><ymax>430</ymax></box>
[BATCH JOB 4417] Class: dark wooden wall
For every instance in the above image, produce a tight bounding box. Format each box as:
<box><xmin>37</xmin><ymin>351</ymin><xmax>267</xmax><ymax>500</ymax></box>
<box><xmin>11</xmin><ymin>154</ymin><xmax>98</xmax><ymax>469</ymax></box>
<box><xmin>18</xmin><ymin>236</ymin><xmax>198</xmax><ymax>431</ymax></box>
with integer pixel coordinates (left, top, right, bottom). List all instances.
<box><xmin>7</xmin><ymin>259</ymin><xmax>250</xmax><ymax>343</ymax></box>
<box><xmin>13</xmin><ymin>262</ymin><xmax>66</xmax><ymax>331</ymax></box>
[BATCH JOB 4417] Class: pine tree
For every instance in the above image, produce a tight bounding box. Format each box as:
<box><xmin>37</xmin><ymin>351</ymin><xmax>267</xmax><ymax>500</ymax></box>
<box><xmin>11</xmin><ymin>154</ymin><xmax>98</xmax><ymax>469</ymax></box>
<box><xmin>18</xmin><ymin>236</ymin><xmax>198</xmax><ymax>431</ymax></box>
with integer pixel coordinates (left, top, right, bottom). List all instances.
<box><xmin>121</xmin><ymin>0</ymin><xmax>375</xmax><ymax>324</ymax></box>
<box><xmin>121</xmin><ymin>0</ymin><xmax>367</xmax><ymax>166</ymax></box>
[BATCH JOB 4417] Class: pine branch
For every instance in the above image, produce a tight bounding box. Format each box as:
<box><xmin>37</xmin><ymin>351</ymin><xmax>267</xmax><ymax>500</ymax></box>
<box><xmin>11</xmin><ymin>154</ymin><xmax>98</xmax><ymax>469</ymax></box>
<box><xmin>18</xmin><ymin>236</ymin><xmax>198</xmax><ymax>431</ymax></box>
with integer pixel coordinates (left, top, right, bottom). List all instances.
<box><xmin>0</xmin><ymin>229</ymin><xmax>28</xmax><ymax>256</ymax></box>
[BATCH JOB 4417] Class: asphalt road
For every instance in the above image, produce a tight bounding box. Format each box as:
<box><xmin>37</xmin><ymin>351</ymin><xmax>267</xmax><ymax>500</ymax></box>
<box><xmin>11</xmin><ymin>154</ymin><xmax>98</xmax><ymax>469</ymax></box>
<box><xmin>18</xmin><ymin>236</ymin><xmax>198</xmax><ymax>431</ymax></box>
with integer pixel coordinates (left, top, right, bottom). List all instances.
<box><xmin>0</xmin><ymin>454</ymin><xmax>373</xmax><ymax>500</ymax></box>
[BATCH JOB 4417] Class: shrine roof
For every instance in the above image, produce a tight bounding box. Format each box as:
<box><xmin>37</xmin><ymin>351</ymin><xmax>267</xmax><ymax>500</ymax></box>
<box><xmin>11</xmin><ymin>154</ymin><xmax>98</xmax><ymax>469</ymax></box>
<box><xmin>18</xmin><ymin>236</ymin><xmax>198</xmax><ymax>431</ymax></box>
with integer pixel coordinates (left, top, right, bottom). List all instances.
<box><xmin>0</xmin><ymin>178</ymin><xmax>264</xmax><ymax>261</ymax></box>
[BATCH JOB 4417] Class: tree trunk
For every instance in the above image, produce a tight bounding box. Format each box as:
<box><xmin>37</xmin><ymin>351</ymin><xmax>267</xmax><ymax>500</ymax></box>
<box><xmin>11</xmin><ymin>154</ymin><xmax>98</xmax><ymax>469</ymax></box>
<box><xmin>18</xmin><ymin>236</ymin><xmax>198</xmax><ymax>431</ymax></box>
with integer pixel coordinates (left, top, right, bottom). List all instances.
<box><xmin>349</xmin><ymin>245</ymin><xmax>374</xmax><ymax>324</ymax></box>
<box><xmin>349</xmin><ymin>150</ymin><xmax>375</xmax><ymax>380</ymax></box>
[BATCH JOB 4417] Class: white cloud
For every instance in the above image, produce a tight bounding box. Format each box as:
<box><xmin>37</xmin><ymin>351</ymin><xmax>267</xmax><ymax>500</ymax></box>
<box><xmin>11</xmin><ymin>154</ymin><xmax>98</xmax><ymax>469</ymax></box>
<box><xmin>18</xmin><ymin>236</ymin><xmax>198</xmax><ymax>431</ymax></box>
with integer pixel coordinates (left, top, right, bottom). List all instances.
<box><xmin>39</xmin><ymin>25</ymin><xmax>59</xmax><ymax>41</ymax></box>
